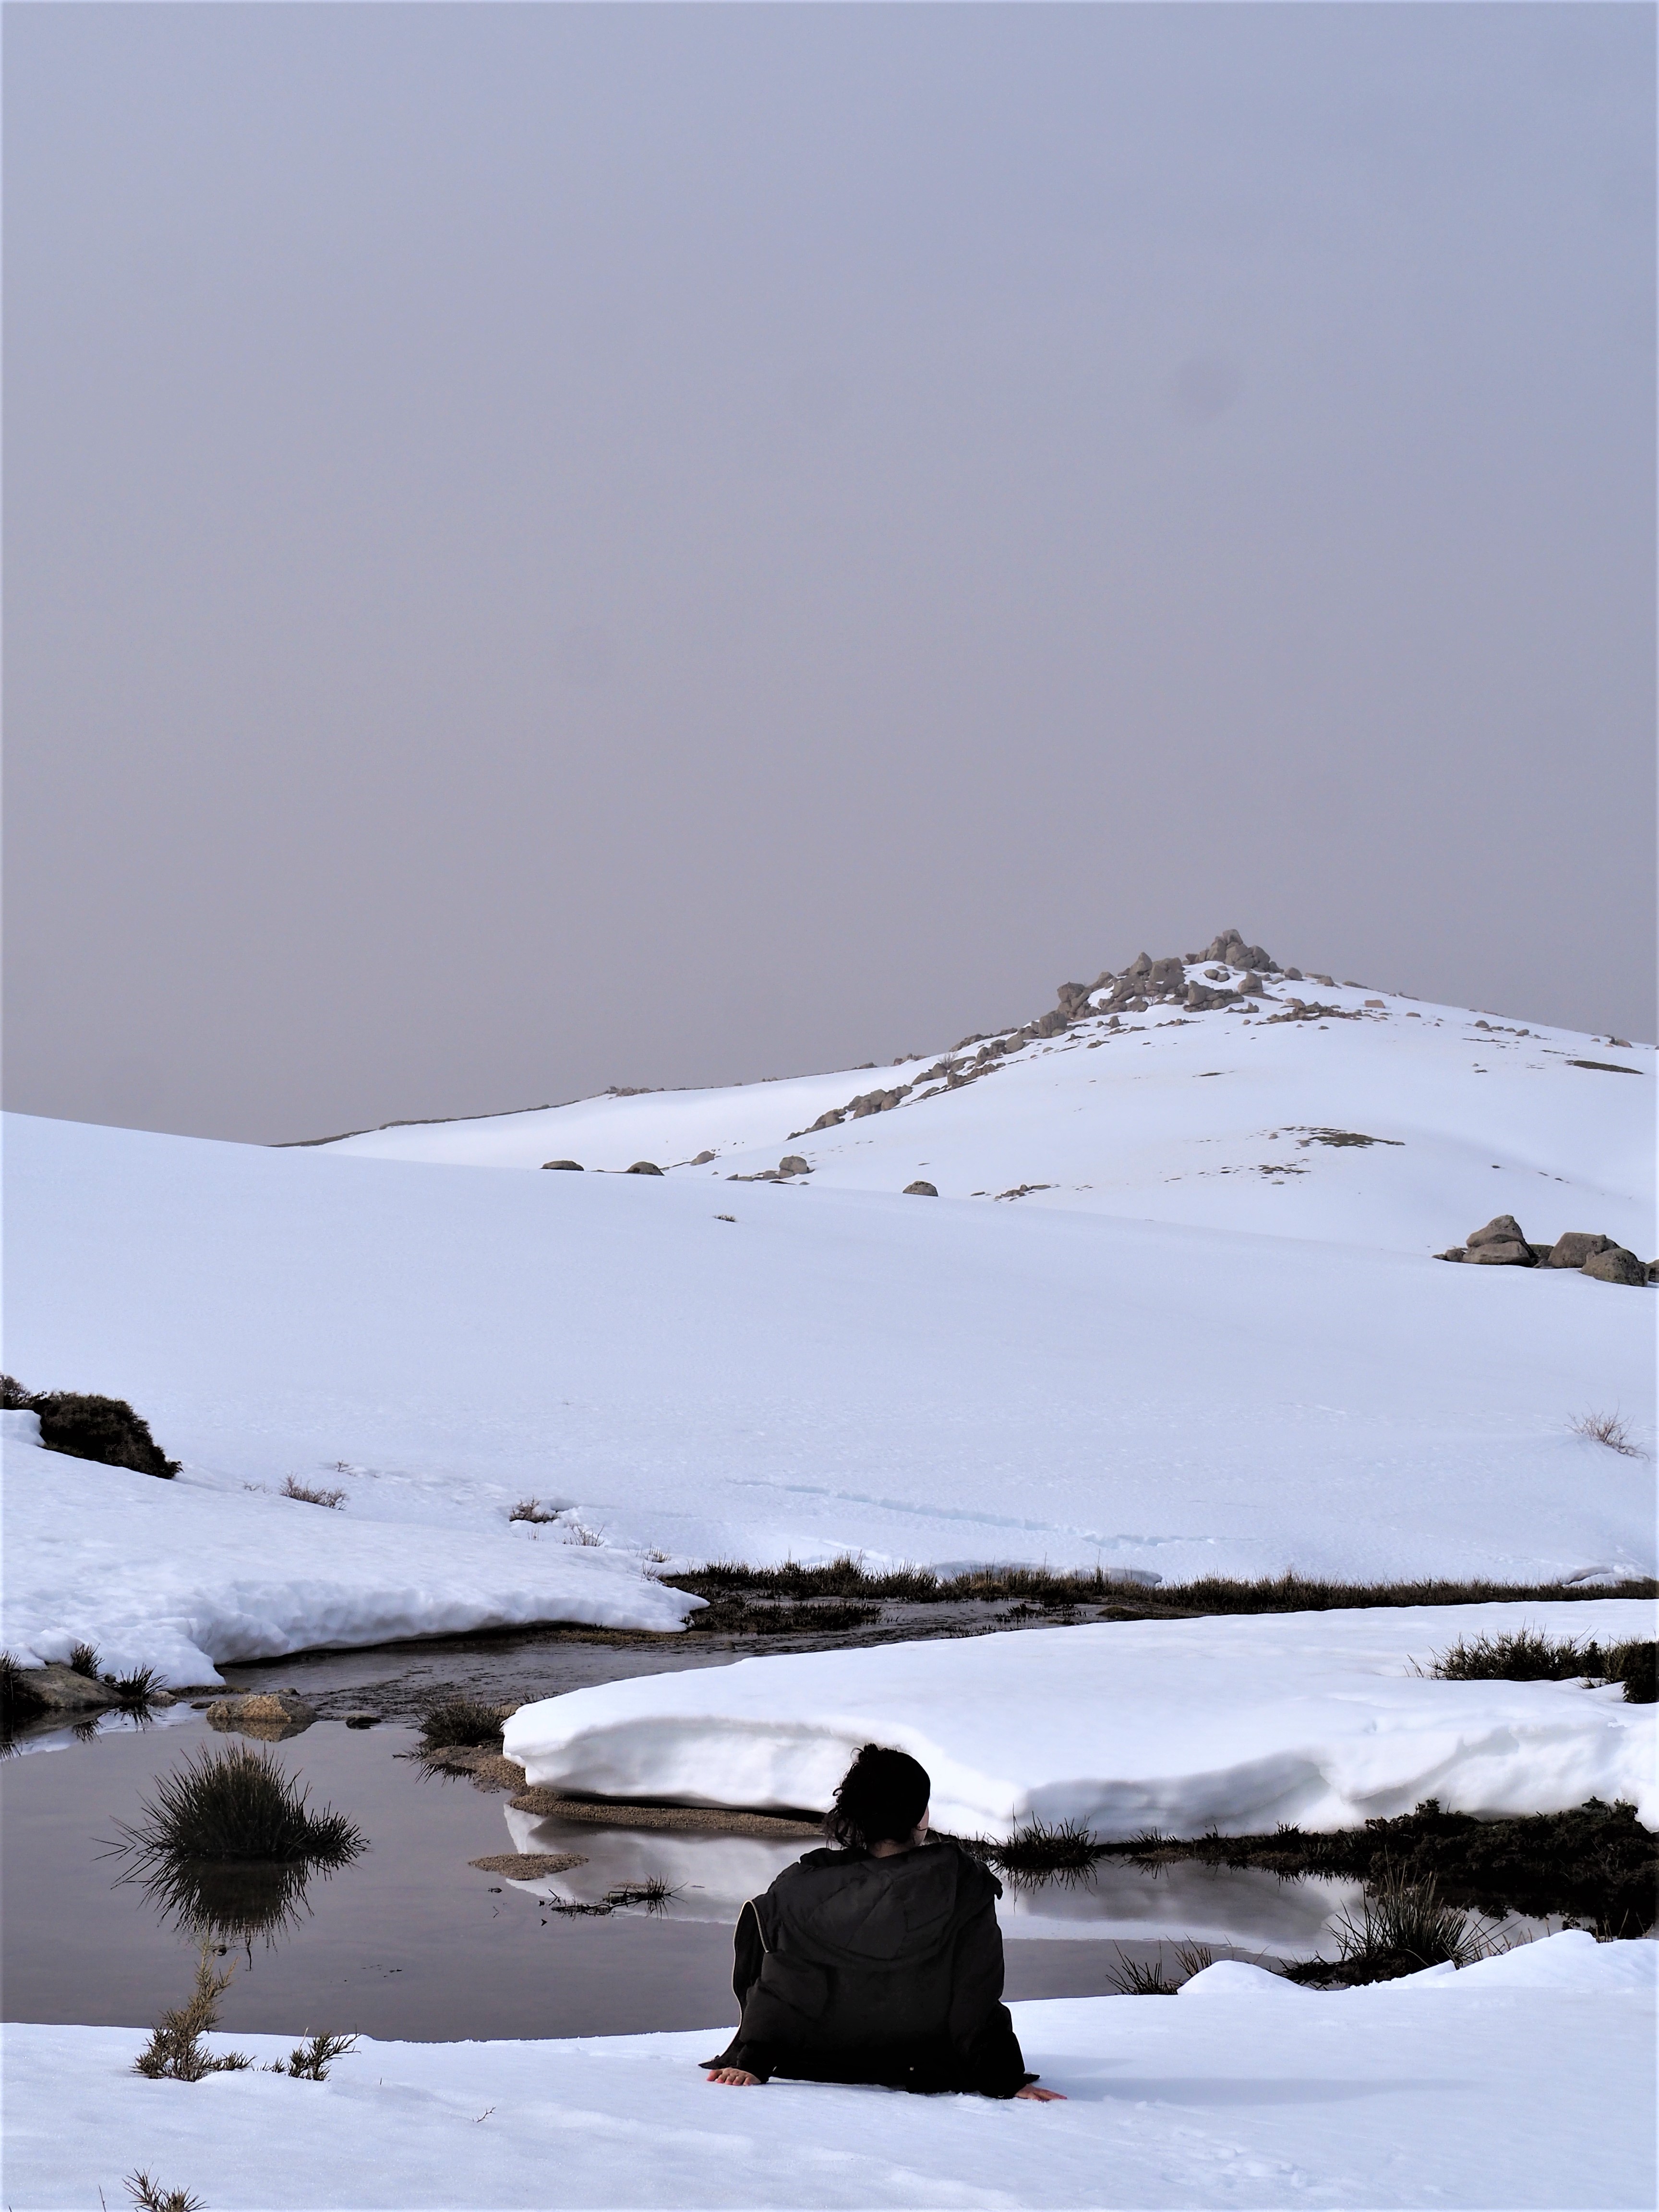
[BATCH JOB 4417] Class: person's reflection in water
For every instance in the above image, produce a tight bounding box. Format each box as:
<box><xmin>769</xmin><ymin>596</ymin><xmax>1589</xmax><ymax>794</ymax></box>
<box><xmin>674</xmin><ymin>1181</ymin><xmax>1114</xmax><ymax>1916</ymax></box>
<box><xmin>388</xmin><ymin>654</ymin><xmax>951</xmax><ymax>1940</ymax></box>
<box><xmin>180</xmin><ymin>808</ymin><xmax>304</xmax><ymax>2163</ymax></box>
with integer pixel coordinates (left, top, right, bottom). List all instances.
<box><xmin>703</xmin><ymin>1744</ymin><xmax>1065</xmax><ymax>2103</ymax></box>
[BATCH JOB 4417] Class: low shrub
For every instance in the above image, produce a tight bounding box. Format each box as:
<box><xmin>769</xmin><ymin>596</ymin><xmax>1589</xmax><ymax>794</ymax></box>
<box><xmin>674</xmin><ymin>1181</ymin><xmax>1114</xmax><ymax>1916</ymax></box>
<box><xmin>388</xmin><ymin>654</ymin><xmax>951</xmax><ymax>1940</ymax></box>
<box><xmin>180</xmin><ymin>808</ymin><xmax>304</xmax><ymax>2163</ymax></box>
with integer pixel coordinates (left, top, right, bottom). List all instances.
<box><xmin>133</xmin><ymin>1950</ymin><xmax>253</xmax><ymax>2080</ymax></box>
<box><xmin>1430</xmin><ymin>1632</ymin><xmax>1658</xmax><ymax>1703</ymax></box>
<box><xmin>280</xmin><ymin>1475</ymin><xmax>346</xmax><ymax>1508</ymax></box>
<box><xmin>107</xmin><ymin>1663</ymin><xmax>163</xmax><ymax>1707</ymax></box>
<box><xmin>69</xmin><ymin>1641</ymin><xmax>102</xmax><ymax>1678</ymax></box>
<box><xmin>509</xmin><ymin>1497</ymin><xmax>560</xmax><ymax>1524</ymax></box>
<box><xmin>271</xmin><ymin>2030</ymin><xmax>356</xmax><ymax>2080</ymax></box>
<box><xmin>2</xmin><ymin>1377</ymin><xmax>178</xmax><ymax>1477</ymax></box>
<box><xmin>419</xmin><ymin>1697</ymin><xmax>504</xmax><ymax>1750</ymax></box>
<box><xmin>1570</xmin><ymin>1410</ymin><xmax>1643</xmax><ymax>1458</ymax></box>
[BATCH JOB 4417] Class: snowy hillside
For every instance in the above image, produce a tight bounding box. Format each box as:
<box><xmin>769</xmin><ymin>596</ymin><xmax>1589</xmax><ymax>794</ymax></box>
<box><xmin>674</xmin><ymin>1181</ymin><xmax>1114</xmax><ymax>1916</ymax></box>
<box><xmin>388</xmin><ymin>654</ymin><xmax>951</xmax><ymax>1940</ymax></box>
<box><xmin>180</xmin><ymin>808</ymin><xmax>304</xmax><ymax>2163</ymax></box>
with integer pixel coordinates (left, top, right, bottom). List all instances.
<box><xmin>3</xmin><ymin>938</ymin><xmax>1654</xmax><ymax>1670</ymax></box>
<box><xmin>317</xmin><ymin>939</ymin><xmax>1656</xmax><ymax>1263</ymax></box>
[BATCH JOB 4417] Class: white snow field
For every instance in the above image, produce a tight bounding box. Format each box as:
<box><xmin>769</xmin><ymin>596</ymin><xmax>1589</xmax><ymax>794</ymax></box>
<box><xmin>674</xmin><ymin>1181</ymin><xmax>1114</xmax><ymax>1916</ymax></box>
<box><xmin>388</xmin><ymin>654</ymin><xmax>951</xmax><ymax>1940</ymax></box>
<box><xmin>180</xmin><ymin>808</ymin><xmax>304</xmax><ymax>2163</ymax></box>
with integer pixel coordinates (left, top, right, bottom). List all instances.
<box><xmin>0</xmin><ymin>1411</ymin><xmax>697</xmax><ymax>1687</ymax></box>
<box><xmin>2</xmin><ymin>957</ymin><xmax>1654</xmax><ymax>1674</ymax></box>
<box><xmin>4</xmin><ymin>1935</ymin><xmax>1653</xmax><ymax>2210</ymax></box>
<box><xmin>504</xmin><ymin>1600</ymin><xmax>1658</xmax><ymax>1839</ymax></box>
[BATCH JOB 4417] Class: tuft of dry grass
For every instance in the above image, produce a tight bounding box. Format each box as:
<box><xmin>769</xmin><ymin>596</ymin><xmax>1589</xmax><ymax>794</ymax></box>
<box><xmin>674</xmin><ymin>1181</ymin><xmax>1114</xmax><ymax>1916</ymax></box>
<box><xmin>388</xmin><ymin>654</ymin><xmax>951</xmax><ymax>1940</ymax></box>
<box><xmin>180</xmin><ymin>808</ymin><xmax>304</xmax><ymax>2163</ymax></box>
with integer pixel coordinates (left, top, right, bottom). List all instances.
<box><xmin>508</xmin><ymin>1497</ymin><xmax>560</xmax><ymax>1523</ymax></box>
<box><xmin>69</xmin><ymin>1640</ymin><xmax>102</xmax><ymax>1677</ymax></box>
<box><xmin>419</xmin><ymin>1696</ymin><xmax>505</xmax><ymax>1750</ymax></box>
<box><xmin>1108</xmin><ymin>1940</ymin><xmax>1215</xmax><ymax>1994</ymax></box>
<box><xmin>280</xmin><ymin>1475</ymin><xmax>346</xmax><ymax>1508</ymax></box>
<box><xmin>271</xmin><ymin>2030</ymin><xmax>356</xmax><ymax>2080</ymax></box>
<box><xmin>1570</xmin><ymin>1410</ymin><xmax>1644</xmax><ymax>1458</ymax></box>
<box><xmin>124</xmin><ymin>2170</ymin><xmax>206</xmax><ymax>2212</ymax></box>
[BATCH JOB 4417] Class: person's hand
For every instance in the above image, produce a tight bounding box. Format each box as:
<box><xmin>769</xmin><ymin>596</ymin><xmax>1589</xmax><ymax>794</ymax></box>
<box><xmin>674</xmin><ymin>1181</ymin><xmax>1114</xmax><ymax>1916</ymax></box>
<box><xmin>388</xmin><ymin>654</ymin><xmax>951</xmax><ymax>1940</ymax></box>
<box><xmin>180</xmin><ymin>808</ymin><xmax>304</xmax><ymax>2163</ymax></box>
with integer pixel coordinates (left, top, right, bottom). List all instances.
<box><xmin>706</xmin><ymin>2067</ymin><xmax>762</xmax><ymax>2086</ymax></box>
<box><xmin>1013</xmin><ymin>2084</ymin><xmax>1066</xmax><ymax>2101</ymax></box>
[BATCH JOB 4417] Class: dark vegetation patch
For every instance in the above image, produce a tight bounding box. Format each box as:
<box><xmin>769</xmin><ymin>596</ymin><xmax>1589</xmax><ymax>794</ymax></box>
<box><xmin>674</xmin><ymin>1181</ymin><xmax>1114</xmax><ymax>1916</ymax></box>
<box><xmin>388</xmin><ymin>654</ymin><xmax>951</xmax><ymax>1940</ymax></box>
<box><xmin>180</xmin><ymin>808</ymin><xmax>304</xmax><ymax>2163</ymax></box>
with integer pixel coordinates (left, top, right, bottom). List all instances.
<box><xmin>1566</xmin><ymin>1058</ymin><xmax>1642</xmax><ymax>1075</ymax></box>
<box><xmin>1</xmin><ymin>1375</ymin><xmax>178</xmax><ymax>1477</ymax></box>
<box><xmin>133</xmin><ymin>1951</ymin><xmax>253</xmax><ymax>2080</ymax></box>
<box><xmin>687</xmin><ymin>1598</ymin><xmax>882</xmax><ymax>1636</ymax></box>
<box><xmin>677</xmin><ymin>1557</ymin><xmax>1657</xmax><ymax>1618</ymax></box>
<box><xmin>419</xmin><ymin>1696</ymin><xmax>505</xmax><ymax>1749</ymax></box>
<box><xmin>1429</xmin><ymin>1631</ymin><xmax>1656</xmax><ymax>1702</ymax></box>
<box><xmin>125</xmin><ymin>2169</ymin><xmax>206</xmax><ymax>2212</ymax></box>
<box><xmin>1112</xmin><ymin>1799</ymin><xmax>1657</xmax><ymax>1939</ymax></box>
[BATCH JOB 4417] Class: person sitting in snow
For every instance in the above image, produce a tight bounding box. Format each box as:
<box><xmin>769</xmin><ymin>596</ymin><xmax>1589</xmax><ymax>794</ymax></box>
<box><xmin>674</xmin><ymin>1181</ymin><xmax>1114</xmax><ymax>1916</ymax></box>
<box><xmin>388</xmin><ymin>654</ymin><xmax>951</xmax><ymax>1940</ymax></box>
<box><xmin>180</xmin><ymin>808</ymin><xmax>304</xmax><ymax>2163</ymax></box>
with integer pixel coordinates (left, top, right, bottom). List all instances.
<box><xmin>703</xmin><ymin>1743</ymin><xmax>1064</xmax><ymax>2102</ymax></box>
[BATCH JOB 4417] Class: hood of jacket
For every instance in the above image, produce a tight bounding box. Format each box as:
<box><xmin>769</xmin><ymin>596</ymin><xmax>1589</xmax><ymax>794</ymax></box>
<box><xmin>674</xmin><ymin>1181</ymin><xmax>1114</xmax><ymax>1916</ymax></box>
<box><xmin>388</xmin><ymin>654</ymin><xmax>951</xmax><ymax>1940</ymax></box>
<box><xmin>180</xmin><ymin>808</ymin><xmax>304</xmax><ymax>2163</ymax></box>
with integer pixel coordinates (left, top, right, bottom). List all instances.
<box><xmin>769</xmin><ymin>1841</ymin><xmax>1000</xmax><ymax>1970</ymax></box>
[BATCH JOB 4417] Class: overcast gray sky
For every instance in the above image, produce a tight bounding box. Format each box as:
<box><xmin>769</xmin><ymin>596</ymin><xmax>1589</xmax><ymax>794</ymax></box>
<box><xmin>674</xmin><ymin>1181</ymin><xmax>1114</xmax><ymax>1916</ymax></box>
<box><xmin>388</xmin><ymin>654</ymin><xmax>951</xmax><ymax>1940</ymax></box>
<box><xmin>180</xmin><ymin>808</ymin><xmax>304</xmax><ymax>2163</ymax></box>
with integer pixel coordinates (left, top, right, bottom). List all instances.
<box><xmin>5</xmin><ymin>3</ymin><xmax>1653</xmax><ymax>1145</ymax></box>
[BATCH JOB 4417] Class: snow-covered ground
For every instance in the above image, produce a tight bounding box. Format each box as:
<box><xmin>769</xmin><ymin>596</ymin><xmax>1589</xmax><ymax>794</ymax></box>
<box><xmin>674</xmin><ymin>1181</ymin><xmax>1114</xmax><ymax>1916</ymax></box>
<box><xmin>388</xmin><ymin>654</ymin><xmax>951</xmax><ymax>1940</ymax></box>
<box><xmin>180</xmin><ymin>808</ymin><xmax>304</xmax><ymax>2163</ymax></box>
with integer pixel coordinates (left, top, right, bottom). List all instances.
<box><xmin>0</xmin><ymin>1412</ymin><xmax>697</xmax><ymax>1687</ymax></box>
<box><xmin>5</xmin><ymin>1934</ymin><xmax>1653</xmax><ymax>2210</ymax></box>
<box><xmin>504</xmin><ymin>1600</ymin><xmax>1658</xmax><ymax>1838</ymax></box>
<box><xmin>3</xmin><ymin>959</ymin><xmax>1654</xmax><ymax>1674</ymax></box>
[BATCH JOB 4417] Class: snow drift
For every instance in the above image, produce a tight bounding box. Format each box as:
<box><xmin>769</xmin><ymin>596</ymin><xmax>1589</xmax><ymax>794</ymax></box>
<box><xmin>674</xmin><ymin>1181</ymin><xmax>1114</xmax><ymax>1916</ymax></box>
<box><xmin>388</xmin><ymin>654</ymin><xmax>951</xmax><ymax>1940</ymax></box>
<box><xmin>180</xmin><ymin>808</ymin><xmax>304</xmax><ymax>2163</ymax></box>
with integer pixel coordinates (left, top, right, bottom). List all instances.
<box><xmin>503</xmin><ymin>1601</ymin><xmax>1659</xmax><ymax>1836</ymax></box>
<box><xmin>1</xmin><ymin>1413</ymin><xmax>698</xmax><ymax>1687</ymax></box>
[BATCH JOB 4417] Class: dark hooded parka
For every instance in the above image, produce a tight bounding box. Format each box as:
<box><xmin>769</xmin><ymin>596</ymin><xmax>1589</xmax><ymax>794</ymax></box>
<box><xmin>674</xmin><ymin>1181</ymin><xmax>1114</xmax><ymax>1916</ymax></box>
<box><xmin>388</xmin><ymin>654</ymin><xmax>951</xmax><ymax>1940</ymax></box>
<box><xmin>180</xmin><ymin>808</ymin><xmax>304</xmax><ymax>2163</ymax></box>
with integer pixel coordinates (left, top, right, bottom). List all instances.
<box><xmin>703</xmin><ymin>1838</ymin><xmax>1034</xmax><ymax>2096</ymax></box>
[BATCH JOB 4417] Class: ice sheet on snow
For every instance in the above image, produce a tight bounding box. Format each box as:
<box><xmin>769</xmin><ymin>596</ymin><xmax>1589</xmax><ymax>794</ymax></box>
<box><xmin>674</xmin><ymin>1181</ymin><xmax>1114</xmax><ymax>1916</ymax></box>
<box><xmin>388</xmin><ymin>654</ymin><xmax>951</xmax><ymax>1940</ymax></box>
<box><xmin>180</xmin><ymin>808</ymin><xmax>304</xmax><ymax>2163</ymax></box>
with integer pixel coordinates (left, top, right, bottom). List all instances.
<box><xmin>0</xmin><ymin>1414</ymin><xmax>697</xmax><ymax>1687</ymax></box>
<box><xmin>504</xmin><ymin>1601</ymin><xmax>1658</xmax><ymax>1837</ymax></box>
<box><xmin>5</xmin><ymin>1937</ymin><xmax>1654</xmax><ymax>2209</ymax></box>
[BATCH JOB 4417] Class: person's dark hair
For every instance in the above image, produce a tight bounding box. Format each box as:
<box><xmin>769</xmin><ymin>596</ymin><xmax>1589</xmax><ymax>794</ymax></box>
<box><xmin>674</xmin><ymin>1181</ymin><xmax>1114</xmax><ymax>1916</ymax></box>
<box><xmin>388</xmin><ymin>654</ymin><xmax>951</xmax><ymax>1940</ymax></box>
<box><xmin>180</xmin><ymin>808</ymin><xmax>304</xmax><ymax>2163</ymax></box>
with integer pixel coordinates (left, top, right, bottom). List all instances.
<box><xmin>824</xmin><ymin>1744</ymin><xmax>931</xmax><ymax>1851</ymax></box>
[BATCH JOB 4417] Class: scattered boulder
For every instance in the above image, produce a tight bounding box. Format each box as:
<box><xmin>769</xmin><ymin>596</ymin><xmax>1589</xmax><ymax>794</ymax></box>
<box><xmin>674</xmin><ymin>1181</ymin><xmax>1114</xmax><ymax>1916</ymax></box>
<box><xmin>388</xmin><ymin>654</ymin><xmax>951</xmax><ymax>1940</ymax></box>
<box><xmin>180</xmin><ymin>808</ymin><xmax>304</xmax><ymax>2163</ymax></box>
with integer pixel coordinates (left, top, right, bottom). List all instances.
<box><xmin>1546</xmin><ymin>1233</ymin><xmax>1613</xmax><ymax>1270</ymax></box>
<box><xmin>1203</xmin><ymin>929</ymin><xmax>1275</xmax><ymax>971</ymax></box>
<box><xmin>1465</xmin><ymin>1215</ymin><xmax>1529</xmax><ymax>1252</ymax></box>
<box><xmin>1235</xmin><ymin>972</ymin><xmax>1263</xmax><ymax>996</ymax></box>
<box><xmin>1464</xmin><ymin>1240</ymin><xmax>1534</xmax><ymax>1266</ymax></box>
<box><xmin>1434</xmin><ymin>1247</ymin><xmax>1467</xmax><ymax>1262</ymax></box>
<box><xmin>1034</xmin><ymin>1009</ymin><xmax>1070</xmax><ymax>1037</ymax></box>
<box><xmin>904</xmin><ymin>1181</ymin><xmax>938</xmax><ymax>1197</ymax></box>
<box><xmin>1147</xmin><ymin>955</ymin><xmax>1187</xmax><ymax>995</ymax></box>
<box><xmin>1583</xmin><ymin>1247</ymin><xmax>1647</xmax><ymax>1287</ymax></box>
<box><xmin>17</xmin><ymin>1664</ymin><xmax>122</xmax><ymax>1714</ymax></box>
<box><xmin>206</xmin><ymin>1691</ymin><xmax>316</xmax><ymax>1742</ymax></box>
<box><xmin>541</xmin><ymin>1159</ymin><xmax>583</xmax><ymax>1171</ymax></box>
<box><xmin>778</xmin><ymin>1155</ymin><xmax>809</xmax><ymax>1176</ymax></box>
<box><xmin>807</xmin><ymin>1109</ymin><xmax>845</xmax><ymax>1131</ymax></box>
<box><xmin>690</xmin><ymin>1151</ymin><xmax>716</xmax><ymax>1166</ymax></box>
<box><xmin>625</xmin><ymin>1161</ymin><xmax>664</xmax><ymax>1177</ymax></box>
<box><xmin>1185</xmin><ymin>982</ymin><xmax>1237</xmax><ymax>1011</ymax></box>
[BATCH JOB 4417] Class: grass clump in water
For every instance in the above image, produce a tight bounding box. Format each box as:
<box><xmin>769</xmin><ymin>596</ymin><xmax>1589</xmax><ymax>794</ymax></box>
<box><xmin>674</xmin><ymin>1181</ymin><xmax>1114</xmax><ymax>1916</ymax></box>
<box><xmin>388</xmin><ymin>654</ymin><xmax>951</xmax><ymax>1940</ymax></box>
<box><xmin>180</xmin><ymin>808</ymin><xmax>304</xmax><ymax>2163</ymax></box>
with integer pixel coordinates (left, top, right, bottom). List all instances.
<box><xmin>962</xmin><ymin>1817</ymin><xmax>1105</xmax><ymax>1885</ymax></box>
<box><xmin>115</xmin><ymin>1742</ymin><xmax>365</xmax><ymax>1867</ymax></box>
<box><xmin>1108</xmin><ymin>1940</ymin><xmax>1215</xmax><ymax>1995</ymax></box>
<box><xmin>419</xmin><ymin>1697</ymin><xmax>505</xmax><ymax>1750</ymax></box>
<box><xmin>1287</xmin><ymin>1868</ymin><xmax>1499</xmax><ymax>1987</ymax></box>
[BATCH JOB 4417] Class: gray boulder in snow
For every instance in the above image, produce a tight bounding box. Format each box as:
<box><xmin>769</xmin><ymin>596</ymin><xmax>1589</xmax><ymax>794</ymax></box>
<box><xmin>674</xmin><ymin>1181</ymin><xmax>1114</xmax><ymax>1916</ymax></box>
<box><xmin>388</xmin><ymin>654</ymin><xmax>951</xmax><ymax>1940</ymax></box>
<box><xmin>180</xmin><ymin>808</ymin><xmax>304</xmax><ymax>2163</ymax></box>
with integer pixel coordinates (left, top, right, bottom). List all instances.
<box><xmin>1582</xmin><ymin>1247</ymin><xmax>1647</xmax><ymax>1286</ymax></box>
<box><xmin>1465</xmin><ymin>1215</ymin><xmax>1528</xmax><ymax>1251</ymax></box>
<box><xmin>626</xmin><ymin>1161</ymin><xmax>664</xmax><ymax>1177</ymax></box>
<box><xmin>778</xmin><ymin>1156</ymin><xmax>809</xmax><ymax>1176</ymax></box>
<box><xmin>904</xmin><ymin>1181</ymin><xmax>938</xmax><ymax>1197</ymax></box>
<box><xmin>1464</xmin><ymin>1240</ymin><xmax>1533</xmax><ymax>1266</ymax></box>
<box><xmin>1546</xmin><ymin>1232</ymin><xmax>1613</xmax><ymax>1269</ymax></box>
<box><xmin>542</xmin><ymin>1159</ymin><xmax>583</xmax><ymax>1171</ymax></box>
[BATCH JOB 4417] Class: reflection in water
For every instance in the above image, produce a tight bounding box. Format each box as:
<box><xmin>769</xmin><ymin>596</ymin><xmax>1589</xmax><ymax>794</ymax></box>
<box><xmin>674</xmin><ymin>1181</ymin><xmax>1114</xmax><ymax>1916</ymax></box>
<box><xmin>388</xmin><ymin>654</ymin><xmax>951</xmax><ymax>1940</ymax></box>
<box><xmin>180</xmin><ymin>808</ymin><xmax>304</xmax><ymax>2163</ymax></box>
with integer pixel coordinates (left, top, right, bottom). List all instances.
<box><xmin>106</xmin><ymin>1741</ymin><xmax>367</xmax><ymax>1948</ymax></box>
<box><xmin>497</xmin><ymin>1806</ymin><xmax>1365</xmax><ymax>1952</ymax></box>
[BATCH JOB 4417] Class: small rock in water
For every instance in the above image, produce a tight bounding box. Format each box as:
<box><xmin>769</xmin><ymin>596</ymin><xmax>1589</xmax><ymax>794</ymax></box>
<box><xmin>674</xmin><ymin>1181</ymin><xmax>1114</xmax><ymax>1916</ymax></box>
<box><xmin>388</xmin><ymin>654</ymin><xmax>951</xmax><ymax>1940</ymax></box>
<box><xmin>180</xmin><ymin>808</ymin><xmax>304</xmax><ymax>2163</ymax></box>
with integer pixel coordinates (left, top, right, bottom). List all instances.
<box><xmin>206</xmin><ymin>1690</ymin><xmax>316</xmax><ymax>1741</ymax></box>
